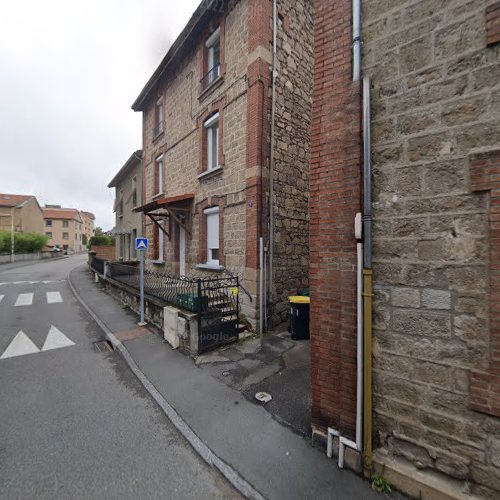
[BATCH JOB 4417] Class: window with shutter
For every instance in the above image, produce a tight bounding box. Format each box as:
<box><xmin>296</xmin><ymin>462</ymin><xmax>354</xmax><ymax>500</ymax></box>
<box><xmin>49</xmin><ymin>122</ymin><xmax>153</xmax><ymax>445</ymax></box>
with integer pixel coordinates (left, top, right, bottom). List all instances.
<box><xmin>204</xmin><ymin>207</ymin><xmax>219</xmax><ymax>264</ymax></box>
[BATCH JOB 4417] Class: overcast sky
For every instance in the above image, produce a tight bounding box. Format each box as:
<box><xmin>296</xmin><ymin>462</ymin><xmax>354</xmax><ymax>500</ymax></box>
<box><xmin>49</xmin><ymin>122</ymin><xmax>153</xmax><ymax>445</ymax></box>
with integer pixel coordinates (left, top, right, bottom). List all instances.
<box><xmin>0</xmin><ymin>0</ymin><xmax>200</xmax><ymax>230</ymax></box>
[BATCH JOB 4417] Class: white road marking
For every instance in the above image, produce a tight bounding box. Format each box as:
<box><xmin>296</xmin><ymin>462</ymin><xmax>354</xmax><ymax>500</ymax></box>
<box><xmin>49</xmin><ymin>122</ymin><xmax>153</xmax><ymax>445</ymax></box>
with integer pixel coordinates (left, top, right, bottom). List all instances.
<box><xmin>0</xmin><ymin>280</ymin><xmax>66</xmax><ymax>286</ymax></box>
<box><xmin>41</xmin><ymin>326</ymin><xmax>75</xmax><ymax>351</ymax></box>
<box><xmin>15</xmin><ymin>293</ymin><xmax>33</xmax><ymax>306</ymax></box>
<box><xmin>0</xmin><ymin>331</ymin><xmax>40</xmax><ymax>359</ymax></box>
<box><xmin>46</xmin><ymin>291</ymin><xmax>63</xmax><ymax>304</ymax></box>
<box><xmin>0</xmin><ymin>295</ymin><xmax>4</xmax><ymax>303</ymax></box>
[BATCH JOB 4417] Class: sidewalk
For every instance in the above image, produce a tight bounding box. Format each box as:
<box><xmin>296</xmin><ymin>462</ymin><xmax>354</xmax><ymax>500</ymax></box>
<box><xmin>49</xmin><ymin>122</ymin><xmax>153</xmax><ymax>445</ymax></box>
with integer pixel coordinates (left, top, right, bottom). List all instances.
<box><xmin>69</xmin><ymin>263</ymin><xmax>380</xmax><ymax>500</ymax></box>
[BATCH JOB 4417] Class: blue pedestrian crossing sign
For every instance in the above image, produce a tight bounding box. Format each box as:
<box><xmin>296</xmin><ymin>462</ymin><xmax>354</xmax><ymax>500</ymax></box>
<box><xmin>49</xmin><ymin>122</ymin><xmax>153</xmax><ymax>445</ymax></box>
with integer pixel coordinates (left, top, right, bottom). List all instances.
<box><xmin>135</xmin><ymin>237</ymin><xmax>149</xmax><ymax>251</ymax></box>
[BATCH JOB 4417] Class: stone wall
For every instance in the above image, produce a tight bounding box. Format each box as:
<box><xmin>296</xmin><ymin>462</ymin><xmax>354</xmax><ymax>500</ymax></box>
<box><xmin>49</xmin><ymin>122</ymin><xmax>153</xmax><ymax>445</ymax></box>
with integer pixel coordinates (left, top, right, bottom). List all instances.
<box><xmin>271</xmin><ymin>0</ymin><xmax>313</xmax><ymax>324</ymax></box>
<box><xmin>363</xmin><ymin>0</ymin><xmax>500</xmax><ymax>496</ymax></box>
<box><xmin>140</xmin><ymin>0</ymin><xmax>252</xmax><ymax>318</ymax></box>
<box><xmin>138</xmin><ymin>0</ymin><xmax>313</xmax><ymax>328</ymax></box>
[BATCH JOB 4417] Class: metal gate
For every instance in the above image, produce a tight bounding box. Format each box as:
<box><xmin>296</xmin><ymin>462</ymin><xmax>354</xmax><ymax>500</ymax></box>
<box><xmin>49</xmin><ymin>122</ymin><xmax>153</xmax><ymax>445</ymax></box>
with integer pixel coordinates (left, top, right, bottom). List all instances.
<box><xmin>197</xmin><ymin>276</ymin><xmax>239</xmax><ymax>353</ymax></box>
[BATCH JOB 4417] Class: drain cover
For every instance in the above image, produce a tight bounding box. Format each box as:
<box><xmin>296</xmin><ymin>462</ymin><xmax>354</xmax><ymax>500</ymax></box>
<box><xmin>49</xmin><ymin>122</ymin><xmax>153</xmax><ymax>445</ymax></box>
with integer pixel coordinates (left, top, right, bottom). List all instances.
<box><xmin>94</xmin><ymin>340</ymin><xmax>113</xmax><ymax>353</ymax></box>
<box><xmin>255</xmin><ymin>392</ymin><xmax>272</xmax><ymax>403</ymax></box>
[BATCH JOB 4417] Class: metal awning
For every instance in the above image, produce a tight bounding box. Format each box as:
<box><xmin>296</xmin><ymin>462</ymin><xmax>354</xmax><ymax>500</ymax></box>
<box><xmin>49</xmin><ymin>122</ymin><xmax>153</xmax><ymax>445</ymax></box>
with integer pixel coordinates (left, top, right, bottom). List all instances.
<box><xmin>133</xmin><ymin>193</ymin><xmax>194</xmax><ymax>239</ymax></box>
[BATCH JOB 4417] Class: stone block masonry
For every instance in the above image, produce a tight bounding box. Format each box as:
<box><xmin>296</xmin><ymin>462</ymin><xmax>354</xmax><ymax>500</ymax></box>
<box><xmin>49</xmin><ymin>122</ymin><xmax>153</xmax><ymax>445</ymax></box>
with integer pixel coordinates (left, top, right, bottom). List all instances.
<box><xmin>135</xmin><ymin>0</ymin><xmax>312</xmax><ymax>331</ymax></box>
<box><xmin>363</xmin><ymin>0</ymin><xmax>500</xmax><ymax>496</ymax></box>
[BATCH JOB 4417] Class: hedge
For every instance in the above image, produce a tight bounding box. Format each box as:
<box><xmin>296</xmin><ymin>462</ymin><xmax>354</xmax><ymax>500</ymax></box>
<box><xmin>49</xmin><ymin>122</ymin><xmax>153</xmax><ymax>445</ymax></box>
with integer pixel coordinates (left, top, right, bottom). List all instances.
<box><xmin>88</xmin><ymin>235</ymin><xmax>115</xmax><ymax>247</ymax></box>
<box><xmin>0</xmin><ymin>231</ymin><xmax>49</xmax><ymax>254</ymax></box>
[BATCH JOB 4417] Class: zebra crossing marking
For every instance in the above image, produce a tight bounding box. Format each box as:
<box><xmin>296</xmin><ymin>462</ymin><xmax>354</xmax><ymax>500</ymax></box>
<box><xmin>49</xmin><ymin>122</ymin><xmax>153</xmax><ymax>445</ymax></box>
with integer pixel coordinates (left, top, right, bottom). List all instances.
<box><xmin>15</xmin><ymin>293</ymin><xmax>33</xmax><ymax>307</ymax></box>
<box><xmin>46</xmin><ymin>291</ymin><xmax>63</xmax><ymax>304</ymax></box>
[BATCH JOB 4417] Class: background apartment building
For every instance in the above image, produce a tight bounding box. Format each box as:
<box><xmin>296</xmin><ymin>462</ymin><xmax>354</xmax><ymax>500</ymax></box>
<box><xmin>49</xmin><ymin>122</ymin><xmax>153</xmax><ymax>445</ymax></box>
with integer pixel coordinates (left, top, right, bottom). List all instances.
<box><xmin>108</xmin><ymin>151</ymin><xmax>143</xmax><ymax>261</ymax></box>
<box><xmin>0</xmin><ymin>193</ymin><xmax>44</xmax><ymax>235</ymax></box>
<box><xmin>132</xmin><ymin>0</ymin><xmax>313</xmax><ymax>327</ymax></box>
<box><xmin>42</xmin><ymin>206</ymin><xmax>85</xmax><ymax>254</ymax></box>
<box><xmin>80</xmin><ymin>211</ymin><xmax>95</xmax><ymax>245</ymax></box>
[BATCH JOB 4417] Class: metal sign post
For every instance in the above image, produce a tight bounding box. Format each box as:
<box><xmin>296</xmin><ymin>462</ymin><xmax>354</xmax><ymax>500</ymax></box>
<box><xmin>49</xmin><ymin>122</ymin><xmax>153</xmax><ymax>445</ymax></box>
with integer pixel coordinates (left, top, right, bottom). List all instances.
<box><xmin>135</xmin><ymin>237</ymin><xmax>149</xmax><ymax>326</ymax></box>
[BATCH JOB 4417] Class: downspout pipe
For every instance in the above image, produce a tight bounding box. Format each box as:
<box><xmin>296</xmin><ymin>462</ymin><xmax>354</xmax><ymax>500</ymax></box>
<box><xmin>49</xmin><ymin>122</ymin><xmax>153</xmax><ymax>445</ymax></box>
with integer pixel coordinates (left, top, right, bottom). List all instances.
<box><xmin>362</xmin><ymin>76</ymin><xmax>373</xmax><ymax>477</ymax></box>
<box><xmin>352</xmin><ymin>0</ymin><xmax>361</xmax><ymax>82</ymax></box>
<box><xmin>268</xmin><ymin>0</ymin><xmax>278</xmax><ymax>326</ymax></box>
<box><xmin>363</xmin><ymin>76</ymin><xmax>372</xmax><ymax>268</ymax></box>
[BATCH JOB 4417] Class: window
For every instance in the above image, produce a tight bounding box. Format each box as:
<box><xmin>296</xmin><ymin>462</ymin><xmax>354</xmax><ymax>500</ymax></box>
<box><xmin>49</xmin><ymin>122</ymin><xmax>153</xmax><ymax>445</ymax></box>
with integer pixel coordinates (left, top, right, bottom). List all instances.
<box><xmin>46</xmin><ymin>220</ymin><xmax>52</xmax><ymax>227</ymax></box>
<box><xmin>62</xmin><ymin>220</ymin><xmax>68</xmax><ymax>228</ymax></box>
<box><xmin>131</xmin><ymin>229</ymin><xmax>137</xmax><ymax>259</ymax></box>
<box><xmin>119</xmin><ymin>235</ymin><xmax>124</xmax><ymax>259</ymax></box>
<box><xmin>205</xmin><ymin>28</ymin><xmax>220</xmax><ymax>86</ymax></box>
<box><xmin>154</xmin><ymin>97</ymin><xmax>164</xmax><ymax>137</ymax></box>
<box><xmin>155</xmin><ymin>221</ymin><xmax>165</xmax><ymax>262</ymax></box>
<box><xmin>63</xmin><ymin>232</ymin><xmax>69</xmax><ymax>240</ymax></box>
<box><xmin>46</xmin><ymin>232</ymin><xmax>52</xmax><ymax>238</ymax></box>
<box><xmin>204</xmin><ymin>113</ymin><xmax>219</xmax><ymax>171</ymax></box>
<box><xmin>204</xmin><ymin>207</ymin><xmax>219</xmax><ymax>265</ymax></box>
<box><xmin>132</xmin><ymin>176</ymin><xmax>137</xmax><ymax>207</ymax></box>
<box><xmin>155</xmin><ymin>155</ymin><xmax>164</xmax><ymax>195</ymax></box>
<box><xmin>118</xmin><ymin>189</ymin><xmax>124</xmax><ymax>217</ymax></box>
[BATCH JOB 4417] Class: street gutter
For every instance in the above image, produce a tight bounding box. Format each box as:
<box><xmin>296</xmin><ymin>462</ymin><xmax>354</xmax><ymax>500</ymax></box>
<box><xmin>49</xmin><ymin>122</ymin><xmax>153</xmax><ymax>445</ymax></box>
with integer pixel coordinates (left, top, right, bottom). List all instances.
<box><xmin>68</xmin><ymin>267</ymin><xmax>265</xmax><ymax>500</ymax></box>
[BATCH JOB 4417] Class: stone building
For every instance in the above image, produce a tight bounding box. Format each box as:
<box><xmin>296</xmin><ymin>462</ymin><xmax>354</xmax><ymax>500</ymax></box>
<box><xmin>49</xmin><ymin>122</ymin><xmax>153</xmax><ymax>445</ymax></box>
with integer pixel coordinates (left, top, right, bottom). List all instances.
<box><xmin>0</xmin><ymin>193</ymin><xmax>44</xmax><ymax>235</ymax></box>
<box><xmin>108</xmin><ymin>151</ymin><xmax>143</xmax><ymax>261</ymax></box>
<box><xmin>132</xmin><ymin>0</ymin><xmax>313</xmax><ymax>327</ymax></box>
<box><xmin>310</xmin><ymin>0</ymin><xmax>500</xmax><ymax>498</ymax></box>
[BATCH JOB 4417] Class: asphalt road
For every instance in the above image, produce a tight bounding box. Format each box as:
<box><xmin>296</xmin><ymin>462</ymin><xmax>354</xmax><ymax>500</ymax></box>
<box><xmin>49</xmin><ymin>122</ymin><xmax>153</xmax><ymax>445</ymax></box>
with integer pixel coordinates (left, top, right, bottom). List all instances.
<box><xmin>0</xmin><ymin>255</ymin><xmax>240</xmax><ymax>500</ymax></box>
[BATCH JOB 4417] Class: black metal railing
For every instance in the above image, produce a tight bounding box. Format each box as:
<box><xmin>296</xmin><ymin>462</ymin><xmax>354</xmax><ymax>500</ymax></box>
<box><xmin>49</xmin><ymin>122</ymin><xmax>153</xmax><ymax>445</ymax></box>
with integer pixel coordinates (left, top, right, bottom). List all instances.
<box><xmin>91</xmin><ymin>256</ymin><xmax>106</xmax><ymax>275</ymax></box>
<box><xmin>108</xmin><ymin>262</ymin><xmax>197</xmax><ymax>305</ymax></box>
<box><xmin>200</xmin><ymin>64</ymin><xmax>221</xmax><ymax>91</ymax></box>
<box><xmin>90</xmin><ymin>261</ymin><xmax>240</xmax><ymax>352</ymax></box>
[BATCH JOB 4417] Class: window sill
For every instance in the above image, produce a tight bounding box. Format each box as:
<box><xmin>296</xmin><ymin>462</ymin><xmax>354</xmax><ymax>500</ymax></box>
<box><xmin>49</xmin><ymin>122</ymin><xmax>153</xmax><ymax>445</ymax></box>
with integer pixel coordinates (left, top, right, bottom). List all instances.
<box><xmin>197</xmin><ymin>166</ymin><xmax>223</xmax><ymax>181</ymax></box>
<box><xmin>196</xmin><ymin>263</ymin><xmax>224</xmax><ymax>271</ymax></box>
<box><xmin>152</xmin><ymin>260</ymin><xmax>165</xmax><ymax>265</ymax></box>
<box><xmin>198</xmin><ymin>75</ymin><xmax>224</xmax><ymax>101</ymax></box>
<box><xmin>152</xmin><ymin>130</ymin><xmax>164</xmax><ymax>143</ymax></box>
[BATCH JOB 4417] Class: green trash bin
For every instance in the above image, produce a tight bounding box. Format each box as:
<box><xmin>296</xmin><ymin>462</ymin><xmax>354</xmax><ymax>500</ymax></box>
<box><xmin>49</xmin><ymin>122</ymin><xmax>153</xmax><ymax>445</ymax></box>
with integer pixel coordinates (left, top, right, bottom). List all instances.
<box><xmin>288</xmin><ymin>296</ymin><xmax>310</xmax><ymax>340</ymax></box>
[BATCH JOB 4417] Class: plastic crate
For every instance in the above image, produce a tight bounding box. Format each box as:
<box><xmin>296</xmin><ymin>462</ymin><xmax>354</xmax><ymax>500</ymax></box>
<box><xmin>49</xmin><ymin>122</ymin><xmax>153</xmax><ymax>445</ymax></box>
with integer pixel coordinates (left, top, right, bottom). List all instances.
<box><xmin>176</xmin><ymin>293</ymin><xmax>208</xmax><ymax>312</ymax></box>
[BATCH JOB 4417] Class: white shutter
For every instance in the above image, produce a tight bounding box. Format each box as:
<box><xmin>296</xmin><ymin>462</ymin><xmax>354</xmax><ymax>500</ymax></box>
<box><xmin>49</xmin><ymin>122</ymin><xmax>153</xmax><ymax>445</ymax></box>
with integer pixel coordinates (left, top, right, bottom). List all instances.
<box><xmin>206</xmin><ymin>212</ymin><xmax>219</xmax><ymax>250</ymax></box>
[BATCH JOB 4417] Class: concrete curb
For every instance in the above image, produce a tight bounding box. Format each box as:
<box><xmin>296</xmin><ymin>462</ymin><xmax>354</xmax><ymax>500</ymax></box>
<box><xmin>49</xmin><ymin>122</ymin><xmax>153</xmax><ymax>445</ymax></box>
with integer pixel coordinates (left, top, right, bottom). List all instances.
<box><xmin>68</xmin><ymin>267</ymin><xmax>265</xmax><ymax>500</ymax></box>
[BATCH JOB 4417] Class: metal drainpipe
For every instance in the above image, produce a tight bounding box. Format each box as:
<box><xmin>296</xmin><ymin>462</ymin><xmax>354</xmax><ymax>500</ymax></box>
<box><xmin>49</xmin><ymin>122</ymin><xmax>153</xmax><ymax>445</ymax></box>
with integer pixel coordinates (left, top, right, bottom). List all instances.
<box><xmin>268</xmin><ymin>0</ymin><xmax>278</xmax><ymax>327</ymax></box>
<box><xmin>362</xmin><ymin>75</ymin><xmax>373</xmax><ymax>477</ymax></box>
<box><xmin>352</xmin><ymin>0</ymin><xmax>361</xmax><ymax>82</ymax></box>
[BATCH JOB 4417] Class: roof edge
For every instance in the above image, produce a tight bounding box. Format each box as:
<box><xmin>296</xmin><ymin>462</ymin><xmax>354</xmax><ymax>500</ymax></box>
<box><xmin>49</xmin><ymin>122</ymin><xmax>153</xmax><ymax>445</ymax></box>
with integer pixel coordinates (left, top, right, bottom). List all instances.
<box><xmin>131</xmin><ymin>0</ymin><xmax>216</xmax><ymax>112</ymax></box>
<box><xmin>108</xmin><ymin>150</ymin><xmax>143</xmax><ymax>188</ymax></box>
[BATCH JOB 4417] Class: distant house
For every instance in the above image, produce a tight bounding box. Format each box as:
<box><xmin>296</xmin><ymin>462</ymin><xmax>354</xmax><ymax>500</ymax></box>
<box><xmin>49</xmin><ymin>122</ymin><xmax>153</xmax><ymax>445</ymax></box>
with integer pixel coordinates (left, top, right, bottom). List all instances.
<box><xmin>108</xmin><ymin>150</ymin><xmax>143</xmax><ymax>261</ymax></box>
<box><xmin>0</xmin><ymin>193</ymin><xmax>44</xmax><ymax>235</ymax></box>
<box><xmin>42</xmin><ymin>206</ymin><xmax>85</xmax><ymax>254</ymax></box>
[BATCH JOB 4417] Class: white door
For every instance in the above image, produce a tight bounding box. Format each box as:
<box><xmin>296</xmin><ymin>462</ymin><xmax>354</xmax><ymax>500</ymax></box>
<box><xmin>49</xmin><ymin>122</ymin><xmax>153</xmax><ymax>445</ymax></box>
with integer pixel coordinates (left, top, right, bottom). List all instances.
<box><xmin>179</xmin><ymin>225</ymin><xmax>186</xmax><ymax>276</ymax></box>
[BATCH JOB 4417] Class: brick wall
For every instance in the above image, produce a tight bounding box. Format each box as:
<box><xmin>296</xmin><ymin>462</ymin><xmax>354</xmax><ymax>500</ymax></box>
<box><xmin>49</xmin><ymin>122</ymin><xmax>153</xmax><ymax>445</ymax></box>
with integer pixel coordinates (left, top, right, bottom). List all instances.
<box><xmin>90</xmin><ymin>245</ymin><xmax>115</xmax><ymax>261</ymax></box>
<box><xmin>309</xmin><ymin>0</ymin><xmax>361</xmax><ymax>438</ymax></box>
<box><xmin>363</xmin><ymin>0</ymin><xmax>500</xmax><ymax>496</ymax></box>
